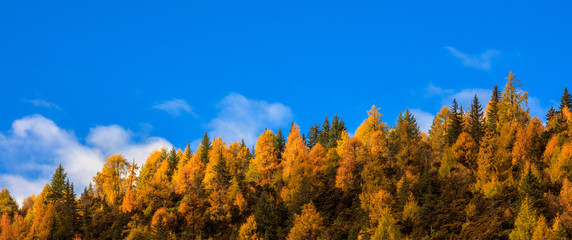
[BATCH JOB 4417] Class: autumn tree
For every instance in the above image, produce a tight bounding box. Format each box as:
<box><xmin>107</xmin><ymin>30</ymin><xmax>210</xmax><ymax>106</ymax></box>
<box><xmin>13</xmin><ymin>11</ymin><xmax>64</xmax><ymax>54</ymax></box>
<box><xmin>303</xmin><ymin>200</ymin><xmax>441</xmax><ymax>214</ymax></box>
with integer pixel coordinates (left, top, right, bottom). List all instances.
<box><xmin>238</xmin><ymin>215</ymin><xmax>261</xmax><ymax>240</ymax></box>
<box><xmin>509</xmin><ymin>197</ymin><xmax>537</xmax><ymax>240</ymax></box>
<box><xmin>429</xmin><ymin>106</ymin><xmax>450</xmax><ymax>151</ymax></box>
<box><xmin>249</xmin><ymin>130</ymin><xmax>281</xmax><ymax>187</ymax></box>
<box><xmin>0</xmin><ymin>189</ymin><xmax>17</xmax><ymax>217</ymax></box>
<box><xmin>335</xmin><ymin>137</ymin><xmax>366</xmax><ymax>192</ymax></box>
<box><xmin>451</xmin><ymin>132</ymin><xmax>478</xmax><ymax>170</ymax></box>
<box><xmin>281</xmin><ymin>124</ymin><xmax>312</xmax><ymax>212</ymax></box>
<box><xmin>355</xmin><ymin>105</ymin><xmax>387</xmax><ymax>146</ymax></box>
<box><xmin>94</xmin><ymin>154</ymin><xmax>129</xmax><ymax>206</ymax></box>
<box><xmin>287</xmin><ymin>203</ymin><xmax>325</xmax><ymax>240</ymax></box>
<box><xmin>499</xmin><ymin>71</ymin><xmax>529</xmax><ymax>124</ymax></box>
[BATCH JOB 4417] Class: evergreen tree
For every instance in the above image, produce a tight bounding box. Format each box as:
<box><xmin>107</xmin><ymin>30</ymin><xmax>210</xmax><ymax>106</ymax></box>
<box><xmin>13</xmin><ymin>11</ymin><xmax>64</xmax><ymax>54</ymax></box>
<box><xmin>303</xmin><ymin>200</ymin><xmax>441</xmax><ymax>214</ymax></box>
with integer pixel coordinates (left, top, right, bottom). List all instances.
<box><xmin>560</xmin><ymin>86</ymin><xmax>572</xmax><ymax>112</ymax></box>
<box><xmin>519</xmin><ymin>168</ymin><xmax>545</xmax><ymax>213</ymax></box>
<box><xmin>329</xmin><ymin>114</ymin><xmax>347</xmax><ymax>148</ymax></box>
<box><xmin>469</xmin><ymin>94</ymin><xmax>484</xmax><ymax>144</ymax></box>
<box><xmin>546</xmin><ymin>107</ymin><xmax>557</xmax><ymax>123</ymax></box>
<box><xmin>306</xmin><ymin>121</ymin><xmax>321</xmax><ymax>149</ymax></box>
<box><xmin>318</xmin><ymin>116</ymin><xmax>330</xmax><ymax>148</ymax></box>
<box><xmin>254</xmin><ymin>192</ymin><xmax>276</xmax><ymax>239</ymax></box>
<box><xmin>446</xmin><ymin>99</ymin><xmax>462</xmax><ymax>145</ymax></box>
<box><xmin>487</xmin><ymin>84</ymin><xmax>501</xmax><ymax>133</ymax></box>
<box><xmin>274</xmin><ymin>126</ymin><xmax>286</xmax><ymax>159</ymax></box>
<box><xmin>200</xmin><ymin>132</ymin><xmax>211</xmax><ymax>164</ymax></box>
<box><xmin>49</xmin><ymin>164</ymin><xmax>67</xmax><ymax>201</ymax></box>
<box><xmin>166</xmin><ymin>146</ymin><xmax>178</xmax><ymax>178</ymax></box>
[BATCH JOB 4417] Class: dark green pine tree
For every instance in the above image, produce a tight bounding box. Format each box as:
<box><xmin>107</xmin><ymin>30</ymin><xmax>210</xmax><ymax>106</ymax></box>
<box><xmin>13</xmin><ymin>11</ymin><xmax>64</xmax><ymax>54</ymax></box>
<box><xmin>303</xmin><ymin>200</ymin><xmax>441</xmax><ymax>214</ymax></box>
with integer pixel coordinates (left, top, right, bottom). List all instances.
<box><xmin>306</xmin><ymin>121</ymin><xmax>321</xmax><ymax>149</ymax></box>
<box><xmin>486</xmin><ymin>85</ymin><xmax>501</xmax><ymax>133</ymax></box>
<box><xmin>328</xmin><ymin>114</ymin><xmax>347</xmax><ymax>148</ymax></box>
<box><xmin>61</xmin><ymin>180</ymin><xmax>79</xmax><ymax>238</ymax></box>
<box><xmin>166</xmin><ymin>146</ymin><xmax>178</xmax><ymax>178</ymax></box>
<box><xmin>520</xmin><ymin>169</ymin><xmax>545</xmax><ymax>213</ymax></box>
<box><xmin>446</xmin><ymin>99</ymin><xmax>462</xmax><ymax>145</ymax></box>
<box><xmin>546</xmin><ymin>107</ymin><xmax>557</xmax><ymax>123</ymax></box>
<box><xmin>80</xmin><ymin>185</ymin><xmax>94</xmax><ymax>239</ymax></box>
<box><xmin>49</xmin><ymin>164</ymin><xmax>67</xmax><ymax>201</ymax></box>
<box><xmin>560</xmin><ymin>86</ymin><xmax>572</xmax><ymax>112</ymax></box>
<box><xmin>318</xmin><ymin>116</ymin><xmax>330</xmax><ymax>148</ymax></box>
<box><xmin>254</xmin><ymin>191</ymin><xmax>276</xmax><ymax>239</ymax></box>
<box><xmin>468</xmin><ymin>94</ymin><xmax>484</xmax><ymax>144</ymax></box>
<box><xmin>214</xmin><ymin>150</ymin><xmax>231</xmax><ymax>186</ymax></box>
<box><xmin>200</xmin><ymin>131</ymin><xmax>211</xmax><ymax>164</ymax></box>
<box><xmin>274</xmin><ymin>127</ymin><xmax>285</xmax><ymax>159</ymax></box>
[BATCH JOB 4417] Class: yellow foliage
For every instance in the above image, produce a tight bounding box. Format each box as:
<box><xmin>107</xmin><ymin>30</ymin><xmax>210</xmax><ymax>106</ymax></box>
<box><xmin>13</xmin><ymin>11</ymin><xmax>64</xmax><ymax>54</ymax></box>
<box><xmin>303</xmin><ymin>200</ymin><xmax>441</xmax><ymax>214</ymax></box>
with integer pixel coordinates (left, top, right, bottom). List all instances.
<box><xmin>335</xmin><ymin>137</ymin><xmax>365</xmax><ymax>191</ymax></box>
<box><xmin>0</xmin><ymin>213</ymin><xmax>13</xmax><ymax>240</ymax></box>
<box><xmin>402</xmin><ymin>193</ymin><xmax>419</xmax><ymax>223</ymax></box>
<box><xmin>93</xmin><ymin>154</ymin><xmax>129</xmax><ymax>206</ymax></box>
<box><xmin>203</xmin><ymin>138</ymin><xmax>231</xmax><ymax>191</ymax></box>
<box><xmin>238</xmin><ymin>215</ymin><xmax>261</xmax><ymax>240</ymax></box>
<box><xmin>355</xmin><ymin>105</ymin><xmax>386</xmax><ymax>146</ymax></box>
<box><xmin>282</xmin><ymin>124</ymin><xmax>309</xmax><ymax>180</ymax></box>
<box><xmin>287</xmin><ymin>203</ymin><xmax>324</xmax><ymax>240</ymax></box>
<box><xmin>549</xmin><ymin>141</ymin><xmax>572</xmax><ymax>184</ymax></box>
<box><xmin>451</xmin><ymin>132</ymin><xmax>478</xmax><ymax>170</ymax></box>
<box><xmin>252</xmin><ymin>130</ymin><xmax>280</xmax><ymax>187</ymax></box>
<box><xmin>429</xmin><ymin>106</ymin><xmax>450</xmax><ymax>151</ymax></box>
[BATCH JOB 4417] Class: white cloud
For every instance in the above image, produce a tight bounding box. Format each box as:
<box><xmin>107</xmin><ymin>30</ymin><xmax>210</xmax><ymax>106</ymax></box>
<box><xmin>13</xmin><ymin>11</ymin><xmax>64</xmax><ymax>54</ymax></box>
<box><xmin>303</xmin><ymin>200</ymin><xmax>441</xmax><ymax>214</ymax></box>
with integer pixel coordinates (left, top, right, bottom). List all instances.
<box><xmin>205</xmin><ymin>93</ymin><xmax>293</xmax><ymax>147</ymax></box>
<box><xmin>0</xmin><ymin>115</ymin><xmax>170</xmax><ymax>205</ymax></box>
<box><xmin>445</xmin><ymin>46</ymin><xmax>500</xmax><ymax>71</ymax></box>
<box><xmin>153</xmin><ymin>99</ymin><xmax>194</xmax><ymax>117</ymax></box>
<box><xmin>24</xmin><ymin>99</ymin><xmax>61</xmax><ymax>109</ymax></box>
<box><xmin>410</xmin><ymin>109</ymin><xmax>434</xmax><ymax>133</ymax></box>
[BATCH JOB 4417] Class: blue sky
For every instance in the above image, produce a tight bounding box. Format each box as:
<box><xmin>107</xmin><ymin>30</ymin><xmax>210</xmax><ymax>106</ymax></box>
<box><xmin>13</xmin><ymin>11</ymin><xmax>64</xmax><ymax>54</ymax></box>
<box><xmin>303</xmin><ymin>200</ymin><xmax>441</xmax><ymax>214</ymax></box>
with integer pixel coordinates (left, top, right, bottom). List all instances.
<box><xmin>1</xmin><ymin>0</ymin><xmax>571</xmax><ymax>203</ymax></box>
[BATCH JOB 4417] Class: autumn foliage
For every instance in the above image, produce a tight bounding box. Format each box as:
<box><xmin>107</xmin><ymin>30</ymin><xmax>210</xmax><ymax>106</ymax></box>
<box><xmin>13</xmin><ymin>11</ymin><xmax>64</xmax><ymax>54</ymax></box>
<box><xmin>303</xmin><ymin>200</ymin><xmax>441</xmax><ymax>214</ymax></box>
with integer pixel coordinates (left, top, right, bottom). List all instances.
<box><xmin>2</xmin><ymin>72</ymin><xmax>572</xmax><ymax>239</ymax></box>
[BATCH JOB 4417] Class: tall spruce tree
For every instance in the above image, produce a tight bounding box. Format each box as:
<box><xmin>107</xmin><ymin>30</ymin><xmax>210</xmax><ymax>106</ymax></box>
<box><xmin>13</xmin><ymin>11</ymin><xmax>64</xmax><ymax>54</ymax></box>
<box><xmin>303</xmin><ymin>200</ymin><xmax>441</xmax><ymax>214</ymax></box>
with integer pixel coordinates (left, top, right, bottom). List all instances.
<box><xmin>469</xmin><ymin>94</ymin><xmax>484</xmax><ymax>144</ymax></box>
<box><xmin>446</xmin><ymin>99</ymin><xmax>462</xmax><ymax>145</ymax></box>
<box><xmin>274</xmin><ymin>126</ymin><xmax>285</xmax><ymax>159</ymax></box>
<box><xmin>318</xmin><ymin>116</ymin><xmax>330</xmax><ymax>148</ymax></box>
<box><xmin>487</xmin><ymin>85</ymin><xmax>501</xmax><ymax>133</ymax></box>
<box><xmin>166</xmin><ymin>146</ymin><xmax>178</xmax><ymax>178</ymax></box>
<box><xmin>307</xmin><ymin>121</ymin><xmax>321</xmax><ymax>149</ymax></box>
<box><xmin>560</xmin><ymin>86</ymin><xmax>572</xmax><ymax>112</ymax></box>
<box><xmin>200</xmin><ymin>131</ymin><xmax>211</xmax><ymax>164</ymax></box>
<box><xmin>49</xmin><ymin>164</ymin><xmax>67</xmax><ymax>201</ymax></box>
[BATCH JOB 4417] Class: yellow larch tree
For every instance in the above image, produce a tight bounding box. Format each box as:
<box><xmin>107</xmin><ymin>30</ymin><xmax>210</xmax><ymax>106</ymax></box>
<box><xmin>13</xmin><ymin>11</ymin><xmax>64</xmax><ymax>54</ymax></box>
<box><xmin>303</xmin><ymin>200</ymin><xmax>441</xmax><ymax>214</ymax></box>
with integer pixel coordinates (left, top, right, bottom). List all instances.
<box><xmin>287</xmin><ymin>203</ymin><xmax>325</xmax><ymax>240</ymax></box>
<box><xmin>249</xmin><ymin>130</ymin><xmax>281</xmax><ymax>187</ymax></box>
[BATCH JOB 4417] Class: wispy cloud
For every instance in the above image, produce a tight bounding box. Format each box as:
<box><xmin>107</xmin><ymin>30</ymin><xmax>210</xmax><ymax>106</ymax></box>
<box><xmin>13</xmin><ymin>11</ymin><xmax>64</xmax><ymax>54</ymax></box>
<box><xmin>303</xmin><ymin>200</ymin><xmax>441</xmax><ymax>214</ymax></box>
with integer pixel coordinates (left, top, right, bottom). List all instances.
<box><xmin>445</xmin><ymin>47</ymin><xmax>500</xmax><ymax>71</ymax></box>
<box><xmin>203</xmin><ymin>93</ymin><xmax>293</xmax><ymax>147</ymax></box>
<box><xmin>425</xmin><ymin>83</ymin><xmax>491</xmax><ymax>109</ymax></box>
<box><xmin>409</xmin><ymin>108</ymin><xmax>434</xmax><ymax>133</ymax></box>
<box><xmin>0</xmin><ymin>115</ymin><xmax>170</xmax><ymax>204</ymax></box>
<box><xmin>24</xmin><ymin>99</ymin><xmax>61</xmax><ymax>109</ymax></box>
<box><xmin>153</xmin><ymin>99</ymin><xmax>194</xmax><ymax>117</ymax></box>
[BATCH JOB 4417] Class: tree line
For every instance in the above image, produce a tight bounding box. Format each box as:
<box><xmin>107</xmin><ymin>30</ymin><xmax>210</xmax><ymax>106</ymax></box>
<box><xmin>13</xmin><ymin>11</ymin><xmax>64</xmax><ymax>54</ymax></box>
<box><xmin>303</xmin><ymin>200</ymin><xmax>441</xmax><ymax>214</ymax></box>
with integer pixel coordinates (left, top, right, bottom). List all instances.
<box><xmin>1</xmin><ymin>71</ymin><xmax>572</xmax><ymax>239</ymax></box>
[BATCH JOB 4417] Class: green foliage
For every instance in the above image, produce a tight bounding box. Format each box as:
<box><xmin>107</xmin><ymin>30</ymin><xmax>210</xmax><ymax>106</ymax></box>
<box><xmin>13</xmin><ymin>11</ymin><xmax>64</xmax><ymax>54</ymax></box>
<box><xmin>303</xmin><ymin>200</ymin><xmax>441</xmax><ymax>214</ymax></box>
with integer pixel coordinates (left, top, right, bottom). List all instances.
<box><xmin>447</xmin><ymin>99</ymin><xmax>463</xmax><ymax>145</ymax></box>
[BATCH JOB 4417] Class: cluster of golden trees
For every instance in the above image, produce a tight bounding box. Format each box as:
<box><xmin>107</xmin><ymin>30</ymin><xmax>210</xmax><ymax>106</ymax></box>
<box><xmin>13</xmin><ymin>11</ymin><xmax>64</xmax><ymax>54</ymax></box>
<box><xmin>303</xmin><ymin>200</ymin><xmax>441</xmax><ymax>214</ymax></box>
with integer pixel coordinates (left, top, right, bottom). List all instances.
<box><xmin>0</xmin><ymin>72</ymin><xmax>572</xmax><ymax>239</ymax></box>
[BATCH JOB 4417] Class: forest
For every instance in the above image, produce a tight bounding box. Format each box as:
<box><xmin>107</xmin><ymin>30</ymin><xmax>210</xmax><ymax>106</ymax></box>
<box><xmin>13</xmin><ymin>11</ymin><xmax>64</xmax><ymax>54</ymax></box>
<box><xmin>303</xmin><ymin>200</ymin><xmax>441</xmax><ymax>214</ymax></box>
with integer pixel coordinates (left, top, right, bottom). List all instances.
<box><xmin>1</xmin><ymin>71</ymin><xmax>572</xmax><ymax>239</ymax></box>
